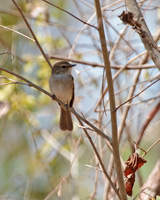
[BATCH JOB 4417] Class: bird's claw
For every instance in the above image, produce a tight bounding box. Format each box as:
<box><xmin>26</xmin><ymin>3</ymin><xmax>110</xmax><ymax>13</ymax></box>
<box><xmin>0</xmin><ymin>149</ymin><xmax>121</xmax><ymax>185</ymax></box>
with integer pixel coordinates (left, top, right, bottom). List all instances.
<box><xmin>65</xmin><ymin>104</ymin><xmax>69</xmax><ymax>110</ymax></box>
<box><xmin>52</xmin><ymin>94</ymin><xmax>56</xmax><ymax>100</ymax></box>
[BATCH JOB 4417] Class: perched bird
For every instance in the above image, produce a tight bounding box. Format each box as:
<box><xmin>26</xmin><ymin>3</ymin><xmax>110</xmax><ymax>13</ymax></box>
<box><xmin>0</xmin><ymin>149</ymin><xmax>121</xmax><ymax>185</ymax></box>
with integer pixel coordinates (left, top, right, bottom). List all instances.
<box><xmin>49</xmin><ymin>61</ymin><xmax>76</xmax><ymax>131</ymax></box>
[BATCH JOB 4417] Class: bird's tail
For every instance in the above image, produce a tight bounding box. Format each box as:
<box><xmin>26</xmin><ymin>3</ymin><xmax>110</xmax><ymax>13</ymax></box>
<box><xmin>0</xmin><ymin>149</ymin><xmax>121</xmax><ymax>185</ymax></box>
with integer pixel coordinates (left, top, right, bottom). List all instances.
<box><xmin>60</xmin><ymin>107</ymin><xmax>73</xmax><ymax>131</ymax></box>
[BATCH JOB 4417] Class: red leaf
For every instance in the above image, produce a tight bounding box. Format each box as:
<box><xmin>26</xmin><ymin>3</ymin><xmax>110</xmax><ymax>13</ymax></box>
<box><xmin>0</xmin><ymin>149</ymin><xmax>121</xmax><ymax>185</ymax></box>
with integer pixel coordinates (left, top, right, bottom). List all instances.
<box><xmin>124</xmin><ymin>153</ymin><xmax>147</xmax><ymax>177</ymax></box>
<box><xmin>124</xmin><ymin>174</ymin><xmax>135</xmax><ymax>196</ymax></box>
<box><xmin>124</xmin><ymin>153</ymin><xmax>147</xmax><ymax>196</ymax></box>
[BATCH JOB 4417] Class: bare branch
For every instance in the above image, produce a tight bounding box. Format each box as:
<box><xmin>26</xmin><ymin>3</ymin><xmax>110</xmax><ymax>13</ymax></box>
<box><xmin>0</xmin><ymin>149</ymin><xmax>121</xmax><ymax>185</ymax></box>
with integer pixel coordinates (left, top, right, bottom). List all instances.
<box><xmin>125</xmin><ymin>0</ymin><xmax>160</xmax><ymax>70</ymax></box>
<box><xmin>0</xmin><ymin>66</ymin><xmax>111</xmax><ymax>142</ymax></box>
<box><xmin>142</xmin><ymin>139</ymin><xmax>160</xmax><ymax>157</ymax></box>
<box><xmin>136</xmin><ymin>102</ymin><xmax>160</xmax><ymax>145</ymax></box>
<box><xmin>0</xmin><ymin>25</ymin><xmax>35</xmax><ymax>42</ymax></box>
<box><xmin>48</xmin><ymin>54</ymin><xmax>156</xmax><ymax>70</ymax></box>
<box><xmin>11</xmin><ymin>0</ymin><xmax>52</xmax><ymax>69</ymax></box>
<box><xmin>42</xmin><ymin>0</ymin><xmax>98</xmax><ymax>30</ymax></box>
<box><xmin>115</xmin><ymin>79</ymin><xmax>160</xmax><ymax>111</ymax></box>
<box><xmin>74</xmin><ymin>112</ymin><xmax>120</xmax><ymax>198</ymax></box>
<box><xmin>94</xmin><ymin>0</ymin><xmax>127</xmax><ymax>199</ymax></box>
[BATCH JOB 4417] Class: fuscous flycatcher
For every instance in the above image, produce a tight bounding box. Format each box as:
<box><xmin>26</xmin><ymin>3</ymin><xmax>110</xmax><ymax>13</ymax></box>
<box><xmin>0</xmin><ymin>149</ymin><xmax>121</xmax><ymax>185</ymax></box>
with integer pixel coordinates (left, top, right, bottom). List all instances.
<box><xmin>49</xmin><ymin>61</ymin><xmax>76</xmax><ymax>131</ymax></box>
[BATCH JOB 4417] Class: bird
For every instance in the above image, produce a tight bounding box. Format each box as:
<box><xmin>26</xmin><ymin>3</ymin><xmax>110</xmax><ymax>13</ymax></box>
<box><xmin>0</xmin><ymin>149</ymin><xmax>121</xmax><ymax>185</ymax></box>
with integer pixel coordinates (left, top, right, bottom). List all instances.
<box><xmin>49</xmin><ymin>61</ymin><xmax>76</xmax><ymax>131</ymax></box>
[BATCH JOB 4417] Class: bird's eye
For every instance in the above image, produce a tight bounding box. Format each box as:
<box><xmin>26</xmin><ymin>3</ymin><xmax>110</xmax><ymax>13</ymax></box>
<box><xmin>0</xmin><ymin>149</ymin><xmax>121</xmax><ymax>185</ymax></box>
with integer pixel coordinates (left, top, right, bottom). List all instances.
<box><xmin>62</xmin><ymin>65</ymin><xmax>66</xmax><ymax>68</ymax></box>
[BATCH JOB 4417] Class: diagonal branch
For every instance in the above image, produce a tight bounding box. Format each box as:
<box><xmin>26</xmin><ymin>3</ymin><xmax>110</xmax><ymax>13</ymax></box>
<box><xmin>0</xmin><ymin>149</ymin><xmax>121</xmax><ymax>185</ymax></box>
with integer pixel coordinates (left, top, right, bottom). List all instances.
<box><xmin>42</xmin><ymin>0</ymin><xmax>98</xmax><ymax>30</ymax></box>
<box><xmin>125</xmin><ymin>0</ymin><xmax>160</xmax><ymax>70</ymax></box>
<box><xmin>137</xmin><ymin>102</ymin><xmax>160</xmax><ymax>146</ymax></box>
<box><xmin>75</xmin><ymin>115</ymin><xmax>120</xmax><ymax>198</ymax></box>
<box><xmin>115</xmin><ymin>79</ymin><xmax>160</xmax><ymax>111</ymax></box>
<box><xmin>0</xmin><ymin>66</ymin><xmax>111</xmax><ymax>143</ymax></box>
<box><xmin>12</xmin><ymin>0</ymin><xmax>52</xmax><ymax>69</ymax></box>
<box><xmin>0</xmin><ymin>25</ymin><xmax>35</xmax><ymax>42</ymax></box>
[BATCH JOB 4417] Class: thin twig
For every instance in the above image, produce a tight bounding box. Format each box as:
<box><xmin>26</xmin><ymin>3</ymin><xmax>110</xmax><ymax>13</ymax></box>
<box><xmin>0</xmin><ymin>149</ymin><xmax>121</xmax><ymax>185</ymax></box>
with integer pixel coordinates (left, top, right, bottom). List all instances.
<box><xmin>142</xmin><ymin>138</ymin><xmax>160</xmax><ymax>157</ymax></box>
<box><xmin>71</xmin><ymin>108</ymin><xmax>111</xmax><ymax>142</ymax></box>
<box><xmin>0</xmin><ymin>66</ymin><xmax>52</xmax><ymax>97</ymax></box>
<box><xmin>116</xmin><ymin>28</ymin><xmax>160</xmax><ymax>141</ymax></box>
<box><xmin>0</xmin><ymin>25</ymin><xmax>35</xmax><ymax>42</ymax></box>
<box><xmin>69</xmin><ymin>12</ymin><xmax>96</xmax><ymax>58</ymax></box>
<box><xmin>136</xmin><ymin>102</ymin><xmax>160</xmax><ymax>145</ymax></box>
<box><xmin>11</xmin><ymin>0</ymin><xmax>52</xmax><ymax>69</ymax></box>
<box><xmin>75</xmin><ymin>113</ymin><xmax>120</xmax><ymax>198</ymax></box>
<box><xmin>0</xmin><ymin>66</ymin><xmax>111</xmax><ymax>142</ymax></box>
<box><xmin>42</xmin><ymin>0</ymin><xmax>98</xmax><ymax>30</ymax></box>
<box><xmin>0</xmin><ymin>75</ymin><xmax>28</xmax><ymax>86</ymax></box>
<box><xmin>49</xmin><ymin>55</ymin><xmax>156</xmax><ymax>69</ymax></box>
<box><xmin>115</xmin><ymin>78</ymin><xmax>160</xmax><ymax>111</ymax></box>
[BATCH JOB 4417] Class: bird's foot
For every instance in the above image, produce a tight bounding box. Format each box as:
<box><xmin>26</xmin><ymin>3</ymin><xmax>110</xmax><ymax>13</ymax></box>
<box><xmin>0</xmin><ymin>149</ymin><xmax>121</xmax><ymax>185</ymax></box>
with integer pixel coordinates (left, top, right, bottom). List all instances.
<box><xmin>65</xmin><ymin>103</ymin><xmax>69</xmax><ymax>110</ymax></box>
<box><xmin>61</xmin><ymin>103</ymin><xmax>69</xmax><ymax>111</ymax></box>
<box><xmin>51</xmin><ymin>94</ymin><xmax>56</xmax><ymax>100</ymax></box>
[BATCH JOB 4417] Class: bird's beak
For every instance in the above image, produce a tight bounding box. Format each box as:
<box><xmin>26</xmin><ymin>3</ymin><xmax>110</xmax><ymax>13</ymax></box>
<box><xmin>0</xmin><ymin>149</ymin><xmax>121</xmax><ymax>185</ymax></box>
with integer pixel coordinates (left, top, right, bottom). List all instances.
<box><xmin>69</xmin><ymin>63</ymin><xmax>76</xmax><ymax>68</ymax></box>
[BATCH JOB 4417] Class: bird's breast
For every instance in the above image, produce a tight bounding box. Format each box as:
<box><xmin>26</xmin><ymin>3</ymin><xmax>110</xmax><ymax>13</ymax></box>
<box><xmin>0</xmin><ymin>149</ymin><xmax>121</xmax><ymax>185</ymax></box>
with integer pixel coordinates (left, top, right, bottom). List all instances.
<box><xmin>49</xmin><ymin>74</ymin><xmax>73</xmax><ymax>104</ymax></box>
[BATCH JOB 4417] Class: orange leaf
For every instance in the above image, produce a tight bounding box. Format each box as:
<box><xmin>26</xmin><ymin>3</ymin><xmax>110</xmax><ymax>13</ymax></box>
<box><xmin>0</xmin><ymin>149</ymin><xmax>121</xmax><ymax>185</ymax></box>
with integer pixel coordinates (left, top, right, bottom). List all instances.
<box><xmin>124</xmin><ymin>174</ymin><xmax>135</xmax><ymax>196</ymax></box>
<box><xmin>124</xmin><ymin>153</ymin><xmax>147</xmax><ymax>177</ymax></box>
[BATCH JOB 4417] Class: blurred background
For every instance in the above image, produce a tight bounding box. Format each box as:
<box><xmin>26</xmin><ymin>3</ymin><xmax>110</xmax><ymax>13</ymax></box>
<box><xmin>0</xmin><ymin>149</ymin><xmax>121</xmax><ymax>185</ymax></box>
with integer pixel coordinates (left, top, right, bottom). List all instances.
<box><xmin>0</xmin><ymin>0</ymin><xmax>159</xmax><ymax>199</ymax></box>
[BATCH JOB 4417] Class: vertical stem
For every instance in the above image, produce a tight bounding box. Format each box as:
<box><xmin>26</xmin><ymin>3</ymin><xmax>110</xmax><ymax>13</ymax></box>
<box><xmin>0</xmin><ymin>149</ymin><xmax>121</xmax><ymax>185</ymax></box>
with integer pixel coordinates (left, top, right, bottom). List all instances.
<box><xmin>94</xmin><ymin>1</ymin><xmax>127</xmax><ymax>199</ymax></box>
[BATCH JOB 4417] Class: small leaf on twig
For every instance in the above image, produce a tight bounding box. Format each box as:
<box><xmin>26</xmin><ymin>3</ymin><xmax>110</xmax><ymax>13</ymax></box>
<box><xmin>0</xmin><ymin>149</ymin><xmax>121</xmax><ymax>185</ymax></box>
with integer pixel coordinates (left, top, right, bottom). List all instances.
<box><xmin>124</xmin><ymin>153</ymin><xmax>147</xmax><ymax>196</ymax></box>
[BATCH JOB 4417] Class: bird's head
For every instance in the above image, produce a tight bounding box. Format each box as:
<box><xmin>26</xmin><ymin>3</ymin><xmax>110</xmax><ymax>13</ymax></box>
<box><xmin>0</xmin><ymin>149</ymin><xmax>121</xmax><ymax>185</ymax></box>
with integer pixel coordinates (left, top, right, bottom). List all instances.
<box><xmin>52</xmin><ymin>61</ymin><xmax>76</xmax><ymax>74</ymax></box>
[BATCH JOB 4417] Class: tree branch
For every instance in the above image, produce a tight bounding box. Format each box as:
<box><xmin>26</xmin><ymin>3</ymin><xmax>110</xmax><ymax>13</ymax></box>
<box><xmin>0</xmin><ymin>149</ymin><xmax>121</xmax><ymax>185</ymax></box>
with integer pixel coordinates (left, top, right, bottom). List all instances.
<box><xmin>0</xmin><ymin>66</ymin><xmax>111</xmax><ymax>143</ymax></box>
<box><xmin>125</xmin><ymin>0</ymin><xmax>160</xmax><ymax>70</ymax></box>
<box><xmin>136</xmin><ymin>102</ymin><xmax>160</xmax><ymax>146</ymax></box>
<box><xmin>75</xmin><ymin>115</ymin><xmax>120</xmax><ymax>198</ymax></box>
<box><xmin>94</xmin><ymin>1</ymin><xmax>127</xmax><ymax>199</ymax></box>
<box><xmin>12</xmin><ymin>0</ymin><xmax>52</xmax><ymax>69</ymax></box>
<box><xmin>42</xmin><ymin>0</ymin><xmax>98</xmax><ymax>30</ymax></box>
<box><xmin>115</xmin><ymin>79</ymin><xmax>160</xmax><ymax>111</ymax></box>
<box><xmin>48</xmin><ymin>55</ymin><xmax>157</xmax><ymax>70</ymax></box>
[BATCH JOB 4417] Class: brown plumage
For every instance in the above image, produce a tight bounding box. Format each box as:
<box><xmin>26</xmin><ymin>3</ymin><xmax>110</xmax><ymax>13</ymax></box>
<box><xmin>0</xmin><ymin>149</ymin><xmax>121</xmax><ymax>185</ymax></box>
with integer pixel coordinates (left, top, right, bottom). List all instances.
<box><xmin>49</xmin><ymin>61</ymin><xmax>76</xmax><ymax>131</ymax></box>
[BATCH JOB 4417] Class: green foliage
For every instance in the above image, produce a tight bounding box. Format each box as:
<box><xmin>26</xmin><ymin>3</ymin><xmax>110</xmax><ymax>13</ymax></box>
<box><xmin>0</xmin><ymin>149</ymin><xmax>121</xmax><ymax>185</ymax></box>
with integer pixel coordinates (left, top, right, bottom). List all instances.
<box><xmin>1</xmin><ymin>14</ymin><xmax>19</xmax><ymax>26</ymax></box>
